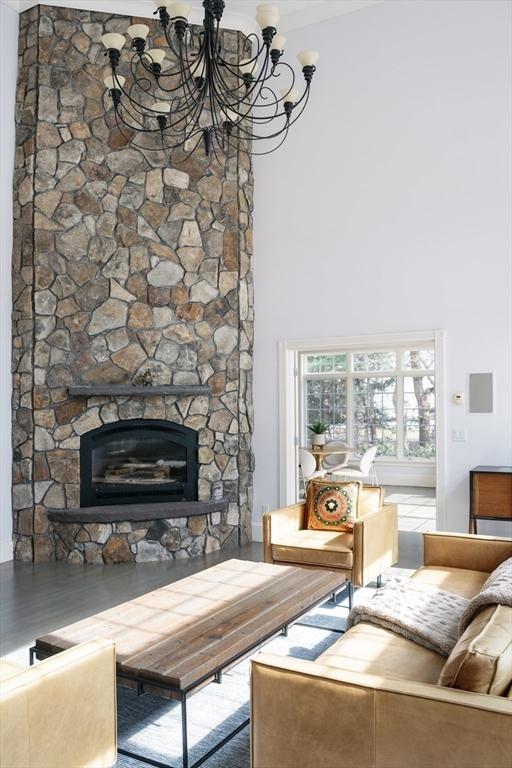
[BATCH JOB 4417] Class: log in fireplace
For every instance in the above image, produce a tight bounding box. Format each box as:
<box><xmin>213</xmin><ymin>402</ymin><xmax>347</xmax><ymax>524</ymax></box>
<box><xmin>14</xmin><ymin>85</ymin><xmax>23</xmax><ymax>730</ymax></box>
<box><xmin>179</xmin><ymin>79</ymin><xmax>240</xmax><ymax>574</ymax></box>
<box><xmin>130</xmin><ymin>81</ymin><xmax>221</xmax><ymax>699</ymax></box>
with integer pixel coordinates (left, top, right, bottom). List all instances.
<box><xmin>80</xmin><ymin>419</ymin><xmax>198</xmax><ymax>507</ymax></box>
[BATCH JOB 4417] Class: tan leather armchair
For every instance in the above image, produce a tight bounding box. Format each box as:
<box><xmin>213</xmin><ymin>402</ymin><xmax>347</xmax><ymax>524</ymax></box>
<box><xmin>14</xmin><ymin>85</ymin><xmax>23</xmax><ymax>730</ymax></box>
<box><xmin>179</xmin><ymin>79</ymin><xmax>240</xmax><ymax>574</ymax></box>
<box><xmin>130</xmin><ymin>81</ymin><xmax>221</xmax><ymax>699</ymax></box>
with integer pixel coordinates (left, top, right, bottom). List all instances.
<box><xmin>263</xmin><ymin>486</ymin><xmax>398</xmax><ymax>607</ymax></box>
<box><xmin>0</xmin><ymin>639</ymin><xmax>117</xmax><ymax>768</ymax></box>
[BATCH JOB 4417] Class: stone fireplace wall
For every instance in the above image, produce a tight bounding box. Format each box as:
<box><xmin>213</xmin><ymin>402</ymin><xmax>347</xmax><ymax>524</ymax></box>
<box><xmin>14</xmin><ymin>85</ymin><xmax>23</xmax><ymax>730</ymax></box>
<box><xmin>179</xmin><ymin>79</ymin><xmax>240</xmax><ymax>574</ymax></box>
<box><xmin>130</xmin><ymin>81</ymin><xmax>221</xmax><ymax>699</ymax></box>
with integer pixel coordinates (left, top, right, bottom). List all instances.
<box><xmin>12</xmin><ymin>5</ymin><xmax>254</xmax><ymax>562</ymax></box>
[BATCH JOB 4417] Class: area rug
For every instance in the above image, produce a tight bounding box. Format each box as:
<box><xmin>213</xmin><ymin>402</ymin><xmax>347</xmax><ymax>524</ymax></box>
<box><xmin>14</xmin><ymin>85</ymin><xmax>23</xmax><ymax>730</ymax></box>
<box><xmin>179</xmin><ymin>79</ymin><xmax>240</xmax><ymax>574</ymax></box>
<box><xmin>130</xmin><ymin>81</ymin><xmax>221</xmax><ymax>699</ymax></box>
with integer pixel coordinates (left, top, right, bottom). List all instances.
<box><xmin>115</xmin><ymin>585</ymin><xmax>375</xmax><ymax>768</ymax></box>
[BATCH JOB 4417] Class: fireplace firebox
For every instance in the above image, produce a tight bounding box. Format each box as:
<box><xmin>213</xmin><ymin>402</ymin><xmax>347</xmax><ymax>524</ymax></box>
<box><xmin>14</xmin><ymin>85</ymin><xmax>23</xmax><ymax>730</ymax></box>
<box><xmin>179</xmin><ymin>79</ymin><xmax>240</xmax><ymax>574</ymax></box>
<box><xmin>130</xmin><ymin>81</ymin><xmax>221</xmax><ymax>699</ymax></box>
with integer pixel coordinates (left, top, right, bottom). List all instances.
<box><xmin>80</xmin><ymin>420</ymin><xmax>198</xmax><ymax>507</ymax></box>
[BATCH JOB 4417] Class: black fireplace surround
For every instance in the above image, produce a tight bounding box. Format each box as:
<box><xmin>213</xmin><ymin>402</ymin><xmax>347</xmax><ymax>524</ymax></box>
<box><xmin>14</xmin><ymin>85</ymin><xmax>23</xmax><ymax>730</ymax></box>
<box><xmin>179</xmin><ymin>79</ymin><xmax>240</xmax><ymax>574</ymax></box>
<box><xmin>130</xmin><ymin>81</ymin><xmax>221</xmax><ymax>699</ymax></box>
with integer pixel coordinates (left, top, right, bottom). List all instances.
<box><xmin>80</xmin><ymin>419</ymin><xmax>198</xmax><ymax>507</ymax></box>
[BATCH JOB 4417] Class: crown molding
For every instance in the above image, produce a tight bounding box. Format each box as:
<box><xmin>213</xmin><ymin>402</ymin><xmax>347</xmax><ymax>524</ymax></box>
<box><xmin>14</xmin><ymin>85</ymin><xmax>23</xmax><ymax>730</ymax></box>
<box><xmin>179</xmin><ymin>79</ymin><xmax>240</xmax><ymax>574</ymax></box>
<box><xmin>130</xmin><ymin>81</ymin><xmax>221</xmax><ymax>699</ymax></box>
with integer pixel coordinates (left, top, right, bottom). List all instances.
<box><xmin>4</xmin><ymin>0</ymin><xmax>384</xmax><ymax>36</ymax></box>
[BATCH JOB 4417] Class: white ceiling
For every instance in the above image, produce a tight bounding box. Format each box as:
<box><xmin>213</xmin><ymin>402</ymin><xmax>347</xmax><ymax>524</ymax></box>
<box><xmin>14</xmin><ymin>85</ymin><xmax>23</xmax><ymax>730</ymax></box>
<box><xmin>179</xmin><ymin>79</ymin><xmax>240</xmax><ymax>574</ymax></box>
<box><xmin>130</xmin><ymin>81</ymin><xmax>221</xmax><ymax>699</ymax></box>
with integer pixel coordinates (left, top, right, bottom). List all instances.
<box><xmin>4</xmin><ymin>0</ymin><xmax>384</xmax><ymax>35</ymax></box>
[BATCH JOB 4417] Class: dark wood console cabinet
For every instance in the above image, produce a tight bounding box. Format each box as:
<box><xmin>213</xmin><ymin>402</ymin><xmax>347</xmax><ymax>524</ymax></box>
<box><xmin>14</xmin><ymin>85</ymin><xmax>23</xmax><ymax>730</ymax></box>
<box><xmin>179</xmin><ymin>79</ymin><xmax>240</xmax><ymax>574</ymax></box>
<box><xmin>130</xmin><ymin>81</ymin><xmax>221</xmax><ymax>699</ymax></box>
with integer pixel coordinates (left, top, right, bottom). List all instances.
<box><xmin>469</xmin><ymin>466</ymin><xmax>512</xmax><ymax>534</ymax></box>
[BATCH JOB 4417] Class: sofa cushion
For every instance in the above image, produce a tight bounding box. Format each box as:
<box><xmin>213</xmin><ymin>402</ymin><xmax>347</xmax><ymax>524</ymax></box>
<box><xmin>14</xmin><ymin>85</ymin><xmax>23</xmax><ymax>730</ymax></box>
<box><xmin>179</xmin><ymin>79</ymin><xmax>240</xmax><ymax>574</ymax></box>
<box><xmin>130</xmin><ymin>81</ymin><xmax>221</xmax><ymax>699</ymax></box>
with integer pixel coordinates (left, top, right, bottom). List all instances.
<box><xmin>272</xmin><ymin>529</ymin><xmax>353</xmax><ymax>568</ymax></box>
<box><xmin>306</xmin><ymin>480</ymin><xmax>361</xmax><ymax>531</ymax></box>
<box><xmin>317</xmin><ymin>623</ymin><xmax>445</xmax><ymax>684</ymax></box>
<box><xmin>411</xmin><ymin>565</ymin><xmax>489</xmax><ymax>599</ymax></box>
<box><xmin>438</xmin><ymin>604</ymin><xmax>512</xmax><ymax>696</ymax></box>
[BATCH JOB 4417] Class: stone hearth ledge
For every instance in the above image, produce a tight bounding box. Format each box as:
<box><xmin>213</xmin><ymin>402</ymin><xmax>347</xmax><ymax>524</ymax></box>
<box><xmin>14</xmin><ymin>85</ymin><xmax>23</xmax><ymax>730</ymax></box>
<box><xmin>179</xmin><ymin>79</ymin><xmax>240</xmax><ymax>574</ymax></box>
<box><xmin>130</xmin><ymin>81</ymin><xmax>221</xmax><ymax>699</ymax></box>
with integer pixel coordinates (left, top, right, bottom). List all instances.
<box><xmin>48</xmin><ymin>500</ymin><xmax>227</xmax><ymax>523</ymax></box>
<box><xmin>47</xmin><ymin>500</ymin><xmax>237</xmax><ymax>563</ymax></box>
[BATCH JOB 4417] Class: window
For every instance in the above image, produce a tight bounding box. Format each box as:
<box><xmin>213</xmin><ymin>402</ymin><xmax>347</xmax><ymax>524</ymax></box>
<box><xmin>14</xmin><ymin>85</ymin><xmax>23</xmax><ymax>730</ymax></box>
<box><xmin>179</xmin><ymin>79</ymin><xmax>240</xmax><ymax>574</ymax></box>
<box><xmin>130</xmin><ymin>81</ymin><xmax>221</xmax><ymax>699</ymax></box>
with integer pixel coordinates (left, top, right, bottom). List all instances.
<box><xmin>301</xmin><ymin>346</ymin><xmax>435</xmax><ymax>460</ymax></box>
<box><xmin>353</xmin><ymin>376</ymin><xmax>397</xmax><ymax>456</ymax></box>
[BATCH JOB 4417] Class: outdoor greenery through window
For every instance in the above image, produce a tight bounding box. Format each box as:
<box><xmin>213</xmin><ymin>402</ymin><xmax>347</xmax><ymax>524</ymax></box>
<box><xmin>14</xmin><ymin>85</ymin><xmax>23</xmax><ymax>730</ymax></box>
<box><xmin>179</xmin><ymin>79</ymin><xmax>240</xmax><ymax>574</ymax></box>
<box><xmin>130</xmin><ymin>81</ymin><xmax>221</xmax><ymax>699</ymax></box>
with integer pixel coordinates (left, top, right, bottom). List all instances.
<box><xmin>302</xmin><ymin>347</ymin><xmax>435</xmax><ymax>460</ymax></box>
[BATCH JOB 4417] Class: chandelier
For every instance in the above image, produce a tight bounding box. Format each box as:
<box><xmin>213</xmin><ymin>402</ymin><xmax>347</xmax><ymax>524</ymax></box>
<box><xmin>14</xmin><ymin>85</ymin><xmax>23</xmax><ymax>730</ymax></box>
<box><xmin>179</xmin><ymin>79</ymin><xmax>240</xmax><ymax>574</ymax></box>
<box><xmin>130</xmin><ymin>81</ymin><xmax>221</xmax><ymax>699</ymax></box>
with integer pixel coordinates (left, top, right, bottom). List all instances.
<box><xmin>101</xmin><ymin>1</ymin><xmax>319</xmax><ymax>160</ymax></box>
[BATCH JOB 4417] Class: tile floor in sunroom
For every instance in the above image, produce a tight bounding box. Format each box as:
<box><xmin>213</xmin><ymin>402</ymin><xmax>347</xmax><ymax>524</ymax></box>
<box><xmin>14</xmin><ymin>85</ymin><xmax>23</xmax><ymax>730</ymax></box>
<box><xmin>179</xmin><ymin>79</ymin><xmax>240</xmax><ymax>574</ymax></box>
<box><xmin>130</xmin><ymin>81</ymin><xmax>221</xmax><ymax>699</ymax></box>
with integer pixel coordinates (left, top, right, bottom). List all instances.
<box><xmin>384</xmin><ymin>485</ymin><xmax>436</xmax><ymax>533</ymax></box>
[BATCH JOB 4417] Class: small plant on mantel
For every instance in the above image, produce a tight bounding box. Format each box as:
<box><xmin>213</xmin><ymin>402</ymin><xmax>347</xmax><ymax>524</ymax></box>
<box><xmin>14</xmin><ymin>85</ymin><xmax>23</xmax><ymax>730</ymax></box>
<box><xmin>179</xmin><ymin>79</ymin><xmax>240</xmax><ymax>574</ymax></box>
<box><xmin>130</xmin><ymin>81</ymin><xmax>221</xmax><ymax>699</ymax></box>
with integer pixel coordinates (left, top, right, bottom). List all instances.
<box><xmin>135</xmin><ymin>368</ymin><xmax>154</xmax><ymax>387</ymax></box>
<box><xmin>307</xmin><ymin>421</ymin><xmax>329</xmax><ymax>447</ymax></box>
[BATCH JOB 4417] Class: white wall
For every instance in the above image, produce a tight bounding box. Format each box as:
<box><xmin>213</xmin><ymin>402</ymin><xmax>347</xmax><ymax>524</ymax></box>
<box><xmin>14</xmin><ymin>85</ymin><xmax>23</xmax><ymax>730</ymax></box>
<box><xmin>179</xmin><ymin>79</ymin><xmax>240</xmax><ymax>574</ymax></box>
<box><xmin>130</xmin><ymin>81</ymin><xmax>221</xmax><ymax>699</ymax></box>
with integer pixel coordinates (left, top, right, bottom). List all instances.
<box><xmin>253</xmin><ymin>0</ymin><xmax>512</xmax><ymax>537</ymax></box>
<box><xmin>0</xmin><ymin>3</ymin><xmax>19</xmax><ymax>562</ymax></box>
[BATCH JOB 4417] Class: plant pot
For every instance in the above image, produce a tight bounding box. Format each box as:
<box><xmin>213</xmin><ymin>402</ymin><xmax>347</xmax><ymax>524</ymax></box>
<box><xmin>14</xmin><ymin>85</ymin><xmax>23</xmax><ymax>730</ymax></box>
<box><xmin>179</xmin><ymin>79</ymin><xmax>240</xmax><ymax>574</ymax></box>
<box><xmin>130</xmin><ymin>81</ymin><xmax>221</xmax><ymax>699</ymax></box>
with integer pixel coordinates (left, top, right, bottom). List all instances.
<box><xmin>311</xmin><ymin>434</ymin><xmax>326</xmax><ymax>447</ymax></box>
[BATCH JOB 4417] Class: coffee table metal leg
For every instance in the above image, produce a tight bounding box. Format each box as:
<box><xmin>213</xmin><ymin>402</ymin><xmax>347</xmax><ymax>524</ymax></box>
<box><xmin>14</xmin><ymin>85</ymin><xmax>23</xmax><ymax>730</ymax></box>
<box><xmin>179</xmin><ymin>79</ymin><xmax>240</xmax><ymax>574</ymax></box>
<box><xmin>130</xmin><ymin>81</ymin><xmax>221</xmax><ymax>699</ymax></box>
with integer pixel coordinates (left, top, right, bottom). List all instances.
<box><xmin>181</xmin><ymin>694</ymin><xmax>188</xmax><ymax>768</ymax></box>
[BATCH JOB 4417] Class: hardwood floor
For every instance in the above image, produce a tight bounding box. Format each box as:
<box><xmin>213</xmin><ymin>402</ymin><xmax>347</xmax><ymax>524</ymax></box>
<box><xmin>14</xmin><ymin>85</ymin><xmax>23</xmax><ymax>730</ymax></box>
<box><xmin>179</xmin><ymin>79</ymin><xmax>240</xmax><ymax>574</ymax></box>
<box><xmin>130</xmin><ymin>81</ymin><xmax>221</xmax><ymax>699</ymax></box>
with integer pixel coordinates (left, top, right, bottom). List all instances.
<box><xmin>0</xmin><ymin>533</ymin><xmax>422</xmax><ymax>657</ymax></box>
<box><xmin>0</xmin><ymin>544</ymin><xmax>263</xmax><ymax>656</ymax></box>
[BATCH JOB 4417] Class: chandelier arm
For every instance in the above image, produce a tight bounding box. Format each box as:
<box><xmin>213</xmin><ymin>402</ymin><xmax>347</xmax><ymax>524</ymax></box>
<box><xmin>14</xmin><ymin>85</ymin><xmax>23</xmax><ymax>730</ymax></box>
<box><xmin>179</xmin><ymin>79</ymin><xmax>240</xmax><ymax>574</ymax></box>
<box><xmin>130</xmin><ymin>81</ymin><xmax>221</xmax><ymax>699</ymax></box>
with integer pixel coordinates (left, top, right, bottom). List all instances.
<box><xmin>113</xmin><ymin>88</ymin><xmax>158</xmax><ymax>128</ymax></box>
<box><xmin>286</xmin><ymin>82</ymin><xmax>311</xmax><ymax>114</ymax></box>
<box><xmin>239</xmin><ymin>85</ymin><xmax>281</xmax><ymax>123</ymax></box>
<box><xmin>231</xmin><ymin>113</ymin><xmax>288</xmax><ymax>141</ymax></box>
<box><xmin>163</xmin><ymin>61</ymin><xmax>210</xmax><ymax>139</ymax></box>
<box><xmin>282</xmin><ymin>84</ymin><xmax>311</xmax><ymax>126</ymax></box>
<box><xmin>112</xmin><ymin>107</ymin><xmax>140</xmax><ymax>142</ymax></box>
<box><xmin>141</xmin><ymin>30</ymin><xmax>205</xmax><ymax>98</ymax></box>
<box><xmin>113</xmin><ymin>106</ymin><xmax>170</xmax><ymax>143</ymax></box>
<box><xmin>245</xmin><ymin>125</ymin><xmax>291</xmax><ymax>155</ymax></box>
<box><xmin>114</xmin><ymin>103</ymin><xmax>168</xmax><ymax>134</ymax></box>
<box><xmin>178</xmin><ymin>32</ymin><xmax>207</xmax><ymax>102</ymax></box>
<box><xmin>213</xmin><ymin>81</ymin><xmax>281</xmax><ymax>129</ymax></box>
<box><xmin>162</xmin><ymin>18</ymin><xmax>185</xmax><ymax>59</ymax></box>
<box><xmin>163</xmin><ymin>95</ymin><xmax>205</xmax><ymax>136</ymax></box>
<box><xmin>110</xmin><ymin>67</ymin><xmax>156</xmax><ymax>119</ymax></box>
<box><xmin>172</xmin><ymin>34</ymin><xmax>208</xmax><ymax>118</ymax></box>
<box><xmin>160</xmin><ymin>111</ymin><xmax>205</xmax><ymax>147</ymax></box>
<box><xmin>211</xmin><ymin>15</ymin><xmax>223</xmax><ymax>54</ymax></box>
<box><xmin>223</xmin><ymin>119</ymin><xmax>290</xmax><ymax>156</ymax></box>
<box><xmin>213</xmin><ymin>44</ymin><xmax>273</xmax><ymax>101</ymax></box>
<box><xmin>236</xmin><ymin>63</ymin><xmax>299</xmax><ymax>118</ymax></box>
<box><xmin>209</xmin><ymin>49</ymin><xmax>271</xmax><ymax>116</ymax></box>
<box><xmin>113</xmin><ymin>63</ymin><xmax>192</xmax><ymax>123</ymax></box>
<box><xmin>209</xmin><ymin>26</ymin><xmax>270</xmax><ymax>98</ymax></box>
<box><xmin>136</xmin><ymin>55</ymin><xmax>195</xmax><ymax>95</ymax></box>
<box><xmin>113</xmin><ymin>87</ymin><xmax>203</xmax><ymax>140</ymax></box>
<box><xmin>215</xmin><ymin>32</ymin><xmax>265</xmax><ymax>72</ymax></box>
<box><xmin>129</xmin><ymin>56</ymin><xmax>154</xmax><ymax>97</ymax></box>
<box><xmin>181</xmin><ymin>25</ymin><xmax>207</xmax><ymax>81</ymax></box>
<box><xmin>112</xmin><ymin>107</ymin><xmax>195</xmax><ymax>151</ymax></box>
<box><xmin>243</xmin><ymin>47</ymin><xmax>274</xmax><ymax>104</ymax></box>
<box><xmin>161</xmin><ymin>19</ymin><xmax>205</xmax><ymax>85</ymax></box>
<box><xmin>228</xmin><ymin>84</ymin><xmax>310</xmax><ymax>140</ymax></box>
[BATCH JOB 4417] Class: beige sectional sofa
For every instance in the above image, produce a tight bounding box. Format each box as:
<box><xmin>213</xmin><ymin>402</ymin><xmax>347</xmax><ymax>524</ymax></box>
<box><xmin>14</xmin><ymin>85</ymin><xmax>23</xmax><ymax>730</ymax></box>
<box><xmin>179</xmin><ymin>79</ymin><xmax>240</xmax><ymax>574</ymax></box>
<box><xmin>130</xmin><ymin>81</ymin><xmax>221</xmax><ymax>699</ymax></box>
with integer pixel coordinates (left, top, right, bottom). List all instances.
<box><xmin>251</xmin><ymin>531</ymin><xmax>512</xmax><ymax>768</ymax></box>
<box><xmin>0</xmin><ymin>639</ymin><xmax>117</xmax><ymax>768</ymax></box>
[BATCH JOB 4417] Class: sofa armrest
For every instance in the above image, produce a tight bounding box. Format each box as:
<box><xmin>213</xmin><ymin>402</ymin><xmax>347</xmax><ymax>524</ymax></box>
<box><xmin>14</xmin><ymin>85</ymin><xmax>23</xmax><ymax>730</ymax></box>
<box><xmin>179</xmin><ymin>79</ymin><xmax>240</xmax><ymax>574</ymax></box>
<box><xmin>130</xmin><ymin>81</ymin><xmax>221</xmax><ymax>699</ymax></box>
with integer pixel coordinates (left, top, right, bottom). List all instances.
<box><xmin>263</xmin><ymin>502</ymin><xmax>306</xmax><ymax>562</ymax></box>
<box><xmin>423</xmin><ymin>531</ymin><xmax>512</xmax><ymax>573</ymax></box>
<box><xmin>251</xmin><ymin>653</ymin><xmax>512</xmax><ymax>768</ymax></box>
<box><xmin>0</xmin><ymin>639</ymin><xmax>117</xmax><ymax>768</ymax></box>
<box><xmin>352</xmin><ymin>503</ymin><xmax>398</xmax><ymax>587</ymax></box>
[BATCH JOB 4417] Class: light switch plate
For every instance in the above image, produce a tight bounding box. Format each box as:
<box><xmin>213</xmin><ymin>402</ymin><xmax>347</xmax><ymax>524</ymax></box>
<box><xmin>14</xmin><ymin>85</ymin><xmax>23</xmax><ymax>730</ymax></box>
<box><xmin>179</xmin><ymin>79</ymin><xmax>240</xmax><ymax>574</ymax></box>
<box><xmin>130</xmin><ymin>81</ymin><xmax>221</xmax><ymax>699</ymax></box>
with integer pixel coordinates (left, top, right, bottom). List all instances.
<box><xmin>451</xmin><ymin>429</ymin><xmax>467</xmax><ymax>442</ymax></box>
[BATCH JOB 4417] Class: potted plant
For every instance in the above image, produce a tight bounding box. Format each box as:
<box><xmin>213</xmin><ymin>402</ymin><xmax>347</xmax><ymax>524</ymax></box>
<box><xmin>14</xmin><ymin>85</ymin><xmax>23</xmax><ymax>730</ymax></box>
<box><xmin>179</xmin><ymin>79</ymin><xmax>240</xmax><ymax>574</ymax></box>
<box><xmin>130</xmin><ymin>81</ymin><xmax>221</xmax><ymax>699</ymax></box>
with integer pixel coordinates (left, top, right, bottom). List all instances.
<box><xmin>307</xmin><ymin>421</ymin><xmax>329</xmax><ymax>447</ymax></box>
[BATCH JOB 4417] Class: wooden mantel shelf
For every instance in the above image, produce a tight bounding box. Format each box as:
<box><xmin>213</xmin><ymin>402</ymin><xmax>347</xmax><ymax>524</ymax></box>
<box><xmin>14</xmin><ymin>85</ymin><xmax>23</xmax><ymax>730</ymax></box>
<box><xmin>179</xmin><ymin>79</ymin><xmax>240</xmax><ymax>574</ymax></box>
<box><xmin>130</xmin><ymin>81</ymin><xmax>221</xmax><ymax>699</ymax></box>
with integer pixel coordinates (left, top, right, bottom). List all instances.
<box><xmin>68</xmin><ymin>385</ymin><xmax>211</xmax><ymax>397</ymax></box>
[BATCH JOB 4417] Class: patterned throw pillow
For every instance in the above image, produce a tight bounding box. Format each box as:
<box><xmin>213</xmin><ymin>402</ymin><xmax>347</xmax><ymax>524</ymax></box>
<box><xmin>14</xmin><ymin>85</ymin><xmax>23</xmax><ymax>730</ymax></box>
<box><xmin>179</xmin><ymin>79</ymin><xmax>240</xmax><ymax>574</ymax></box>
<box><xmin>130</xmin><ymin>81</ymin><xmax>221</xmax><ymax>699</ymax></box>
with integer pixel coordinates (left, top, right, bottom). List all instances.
<box><xmin>306</xmin><ymin>480</ymin><xmax>361</xmax><ymax>531</ymax></box>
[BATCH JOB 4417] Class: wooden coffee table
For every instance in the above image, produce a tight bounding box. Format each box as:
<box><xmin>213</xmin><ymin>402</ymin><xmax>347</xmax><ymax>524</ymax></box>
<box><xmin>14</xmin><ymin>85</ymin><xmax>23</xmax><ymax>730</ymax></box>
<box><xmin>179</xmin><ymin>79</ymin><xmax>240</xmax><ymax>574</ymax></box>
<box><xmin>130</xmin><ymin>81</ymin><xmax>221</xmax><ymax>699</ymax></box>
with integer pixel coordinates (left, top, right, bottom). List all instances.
<box><xmin>31</xmin><ymin>558</ymin><xmax>345</xmax><ymax>768</ymax></box>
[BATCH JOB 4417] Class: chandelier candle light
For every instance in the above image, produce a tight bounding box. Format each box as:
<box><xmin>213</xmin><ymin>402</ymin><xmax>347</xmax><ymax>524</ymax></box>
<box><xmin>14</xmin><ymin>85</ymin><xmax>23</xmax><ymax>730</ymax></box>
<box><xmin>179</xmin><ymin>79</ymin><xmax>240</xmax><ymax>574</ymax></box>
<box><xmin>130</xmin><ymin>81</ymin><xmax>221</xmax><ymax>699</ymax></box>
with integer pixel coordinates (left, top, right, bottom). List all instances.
<box><xmin>101</xmin><ymin>1</ymin><xmax>319</xmax><ymax>159</ymax></box>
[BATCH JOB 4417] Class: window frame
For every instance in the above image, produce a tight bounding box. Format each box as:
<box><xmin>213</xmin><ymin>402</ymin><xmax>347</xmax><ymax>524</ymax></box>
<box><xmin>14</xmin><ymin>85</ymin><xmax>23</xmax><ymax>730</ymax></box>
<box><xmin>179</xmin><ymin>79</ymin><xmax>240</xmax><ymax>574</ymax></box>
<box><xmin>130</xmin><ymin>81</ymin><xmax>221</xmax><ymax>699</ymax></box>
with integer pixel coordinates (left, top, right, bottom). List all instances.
<box><xmin>300</xmin><ymin>347</ymin><xmax>435</xmax><ymax>462</ymax></box>
<box><xmin>278</xmin><ymin>330</ymin><xmax>446</xmax><ymax>530</ymax></box>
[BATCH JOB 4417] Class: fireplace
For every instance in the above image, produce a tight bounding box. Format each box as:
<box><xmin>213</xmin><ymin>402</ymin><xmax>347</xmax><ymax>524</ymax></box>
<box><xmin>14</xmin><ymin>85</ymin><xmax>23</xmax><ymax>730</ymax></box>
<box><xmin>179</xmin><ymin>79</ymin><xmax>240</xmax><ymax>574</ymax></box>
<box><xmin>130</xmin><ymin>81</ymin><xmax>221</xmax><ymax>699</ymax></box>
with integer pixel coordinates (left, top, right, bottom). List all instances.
<box><xmin>80</xmin><ymin>420</ymin><xmax>198</xmax><ymax>507</ymax></box>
